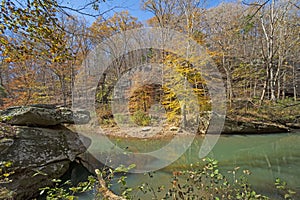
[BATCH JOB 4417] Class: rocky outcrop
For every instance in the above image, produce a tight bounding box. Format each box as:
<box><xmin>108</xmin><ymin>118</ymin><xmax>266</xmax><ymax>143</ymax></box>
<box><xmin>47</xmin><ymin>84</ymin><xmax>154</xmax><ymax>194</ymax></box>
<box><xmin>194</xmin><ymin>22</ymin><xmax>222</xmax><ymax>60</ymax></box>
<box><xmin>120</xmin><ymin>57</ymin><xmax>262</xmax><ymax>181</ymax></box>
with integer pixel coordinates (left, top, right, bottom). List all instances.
<box><xmin>0</xmin><ymin>105</ymin><xmax>91</xmax><ymax>200</ymax></box>
<box><xmin>192</xmin><ymin>111</ymin><xmax>290</xmax><ymax>134</ymax></box>
<box><xmin>222</xmin><ymin>117</ymin><xmax>290</xmax><ymax>134</ymax></box>
<box><xmin>195</xmin><ymin>111</ymin><xmax>290</xmax><ymax>134</ymax></box>
<box><xmin>0</xmin><ymin>104</ymin><xmax>90</xmax><ymax>126</ymax></box>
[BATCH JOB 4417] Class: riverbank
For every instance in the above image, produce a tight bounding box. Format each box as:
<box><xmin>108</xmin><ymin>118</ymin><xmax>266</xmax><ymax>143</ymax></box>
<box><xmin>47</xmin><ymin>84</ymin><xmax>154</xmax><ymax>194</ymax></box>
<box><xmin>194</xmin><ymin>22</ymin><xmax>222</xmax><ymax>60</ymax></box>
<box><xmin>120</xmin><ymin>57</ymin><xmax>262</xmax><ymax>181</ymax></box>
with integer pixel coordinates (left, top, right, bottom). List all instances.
<box><xmin>92</xmin><ymin>99</ymin><xmax>300</xmax><ymax>138</ymax></box>
<box><xmin>74</xmin><ymin>115</ymin><xmax>294</xmax><ymax>139</ymax></box>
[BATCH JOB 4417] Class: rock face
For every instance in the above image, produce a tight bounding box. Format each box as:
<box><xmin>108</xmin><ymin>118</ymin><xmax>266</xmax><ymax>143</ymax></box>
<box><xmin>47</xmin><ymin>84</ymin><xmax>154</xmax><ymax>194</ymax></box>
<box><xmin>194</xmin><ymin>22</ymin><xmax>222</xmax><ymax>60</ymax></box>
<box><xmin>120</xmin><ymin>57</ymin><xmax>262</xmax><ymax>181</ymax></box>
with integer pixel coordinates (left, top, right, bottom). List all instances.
<box><xmin>0</xmin><ymin>104</ymin><xmax>90</xmax><ymax>126</ymax></box>
<box><xmin>223</xmin><ymin>117</ymin><xmax>290</xmax><ymax>134</ymax></box>
<box><xmin>0</xmin><ymin>105</ymin><xmax>91</xmax><ymax>200</ymax></box>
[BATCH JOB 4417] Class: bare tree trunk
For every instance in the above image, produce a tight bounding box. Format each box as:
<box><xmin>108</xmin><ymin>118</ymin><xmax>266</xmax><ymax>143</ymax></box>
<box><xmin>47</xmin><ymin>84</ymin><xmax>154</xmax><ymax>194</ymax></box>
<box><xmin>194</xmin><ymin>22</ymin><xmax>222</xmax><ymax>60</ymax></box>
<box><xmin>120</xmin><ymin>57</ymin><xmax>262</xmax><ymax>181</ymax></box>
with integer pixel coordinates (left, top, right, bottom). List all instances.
<box><xmin>260</xmin><ymin>0</ymin><xmax>277</xmax><ymax>102</ymax></box>
<box><xmin>253</xmin><ymin>75</ymin><xmax>257</xmax><ymax>98</ymax></box>
<box><xmin>282</xmin><ymin>72</ymin><xmax>286</xmax><ymax>100</ymax></box>
<box><xmin>71</xmin><ymin>62</ymin><xmax>75</xmax><ymax>105</ymax></box>
<box><xmin>222</xmin><ymin>53</ymin><xmax>233</xmax><ymax>108</ymax></box>
<box><xmin>293</xmin><ymin>64</ymin><xmax>297</xmax><ymax>101</ymax></box>
<box><xmin>59</xmin><ymin>74</ymin><xmax>67</xmax><ymax>106</ymax></box>
<box><xmin>277</xmin><ymin>75</ymin><xmax>280</xmax><ymax>100</ymax></box>
<box><xmin>270</xmin><ymin>66</ymin><xmax>276</xmax><ymax>101</ymax></box>
<box><xmin>260</xmin><ymin>66</ymin><xmax>269</xmax><ymax>104</ymax></box>
<box><xmin>49</xmin><ymin>63</ymin><xmax>70</xmax><ymax>107</ymax></box>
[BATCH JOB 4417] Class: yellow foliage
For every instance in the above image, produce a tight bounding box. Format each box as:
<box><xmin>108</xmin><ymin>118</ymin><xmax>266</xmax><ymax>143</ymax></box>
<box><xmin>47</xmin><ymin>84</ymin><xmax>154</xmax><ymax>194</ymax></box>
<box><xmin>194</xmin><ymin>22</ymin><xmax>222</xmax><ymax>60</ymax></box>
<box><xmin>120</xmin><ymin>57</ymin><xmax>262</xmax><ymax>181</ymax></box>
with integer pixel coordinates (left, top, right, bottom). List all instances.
<box><xmin>90</xmin><ymin>11</ymin><xmax>142</xmax><ymax>40</ymax></box>
<box><xmin>161</xmin><ymin>54</ymin><xmax>211</xmax><ymax>124</ymax></box>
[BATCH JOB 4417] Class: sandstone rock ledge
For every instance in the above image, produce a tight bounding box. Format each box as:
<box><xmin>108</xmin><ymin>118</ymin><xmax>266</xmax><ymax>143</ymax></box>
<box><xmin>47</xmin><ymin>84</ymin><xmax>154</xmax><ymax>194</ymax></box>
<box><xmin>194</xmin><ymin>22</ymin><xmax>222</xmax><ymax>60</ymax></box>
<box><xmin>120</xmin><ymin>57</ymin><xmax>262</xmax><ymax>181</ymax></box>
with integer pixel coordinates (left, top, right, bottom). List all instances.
<box><xmin>0</xmin><ymin>105</ymin><xmax>91</xmax><ymax>200</ymax></box>
<box><xmin>223</xmin><ymin>116</ymin><xmax>290</xmax><ymax>134</ymax></box>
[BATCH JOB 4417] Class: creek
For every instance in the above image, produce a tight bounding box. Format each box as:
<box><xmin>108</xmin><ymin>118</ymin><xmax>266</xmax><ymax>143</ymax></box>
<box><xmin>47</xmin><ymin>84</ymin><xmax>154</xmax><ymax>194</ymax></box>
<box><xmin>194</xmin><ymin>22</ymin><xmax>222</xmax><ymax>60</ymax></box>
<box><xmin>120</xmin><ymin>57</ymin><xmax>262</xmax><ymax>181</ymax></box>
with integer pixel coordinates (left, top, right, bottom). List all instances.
<box><xmin>78</xmin><ymin>130</ymin><xmax>300</xmax><ymax>199</ymax></box>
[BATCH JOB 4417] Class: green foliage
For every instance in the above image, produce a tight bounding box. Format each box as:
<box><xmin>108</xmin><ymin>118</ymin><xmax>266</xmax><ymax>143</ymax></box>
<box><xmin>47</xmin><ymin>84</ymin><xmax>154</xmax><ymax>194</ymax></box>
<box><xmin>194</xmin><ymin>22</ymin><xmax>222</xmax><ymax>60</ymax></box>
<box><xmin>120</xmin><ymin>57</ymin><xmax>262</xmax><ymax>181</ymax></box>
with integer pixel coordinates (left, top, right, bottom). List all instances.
<box><xmin>130</xmin><ymin>109</ymin><xmax>151</xmax><ymax>126</ymax></box>
<box><xmin>35</xmin><ymin>159</ymin><xmax>297</xmax><ymax>199</ymax></box>
<box><xmin>163</xmin><ymin>158</ymin><xmax>269</xmax><ymax>200</ymax></box>
<box><xmin>0</xmin><ymin>161</ymin><xmax>15</xmax><ymax>199</ymax></box>
<box><xmin>0</xmin><ymin>161</ymin><xmax>14</xmax><ymax>183</ymax></box>
<box><xmin>275</xmin><ymin>178</ymin><xmax>296</xmax><ymax>200</ymax></box>
<box><xmin>0</xmin><ymin>116</ymin><xmax>13</xmax><ymax>123</ymax></box>
<box><xmin>39</xmin><ymin>176</ymin><xmax>96</xmax><ymax>200</ymax></box>
<box><xmin>94</xmin><ymin>164</ymin><xmax>136</xmax><ymax>199</ymax></box>
<box><xmin>40</xmin><ymin>164</ymin><xmax>136</xmax><ymax>200</ymax></box>
<box><xmin>94</xmin><ymin>159</ymin><xmax>296</xmax><ymax>200</ymax></box>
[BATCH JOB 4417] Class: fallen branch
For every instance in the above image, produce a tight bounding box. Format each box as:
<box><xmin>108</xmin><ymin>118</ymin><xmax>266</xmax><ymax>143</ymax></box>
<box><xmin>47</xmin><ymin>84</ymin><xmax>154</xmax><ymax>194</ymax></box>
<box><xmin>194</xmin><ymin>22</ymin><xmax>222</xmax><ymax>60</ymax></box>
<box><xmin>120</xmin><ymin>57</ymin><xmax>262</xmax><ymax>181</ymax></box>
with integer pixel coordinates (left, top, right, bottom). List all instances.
<box><xmin>95</xmin><ymin>169</ymin><xmax>126</xmax><ymax>200</ymax></box>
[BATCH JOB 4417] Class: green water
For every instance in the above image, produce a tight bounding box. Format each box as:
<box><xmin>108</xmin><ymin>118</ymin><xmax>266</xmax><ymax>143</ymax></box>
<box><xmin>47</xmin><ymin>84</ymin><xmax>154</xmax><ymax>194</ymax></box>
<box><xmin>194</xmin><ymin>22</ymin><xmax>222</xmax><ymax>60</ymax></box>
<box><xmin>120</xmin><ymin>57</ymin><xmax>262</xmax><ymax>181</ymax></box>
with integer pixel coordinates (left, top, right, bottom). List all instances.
<box><xmin>80</xmin><ymin>131</ymin><xmax>300</xmax><ymax>199</ymax></box>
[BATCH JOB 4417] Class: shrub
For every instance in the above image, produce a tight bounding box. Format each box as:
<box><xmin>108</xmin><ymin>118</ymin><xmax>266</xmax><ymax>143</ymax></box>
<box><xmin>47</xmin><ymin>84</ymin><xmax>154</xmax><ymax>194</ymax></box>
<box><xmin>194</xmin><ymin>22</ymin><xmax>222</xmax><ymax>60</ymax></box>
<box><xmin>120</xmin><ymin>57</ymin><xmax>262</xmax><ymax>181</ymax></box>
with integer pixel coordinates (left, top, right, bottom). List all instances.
<box><xmin>38</xmin><ymin>158</ymin><xmax>297</xmax><ymax>200</ymax></box>
<box><xmin>130</xmin><ymin>110</ymin><xmax>151</xmax><ymax>126</ymax></box>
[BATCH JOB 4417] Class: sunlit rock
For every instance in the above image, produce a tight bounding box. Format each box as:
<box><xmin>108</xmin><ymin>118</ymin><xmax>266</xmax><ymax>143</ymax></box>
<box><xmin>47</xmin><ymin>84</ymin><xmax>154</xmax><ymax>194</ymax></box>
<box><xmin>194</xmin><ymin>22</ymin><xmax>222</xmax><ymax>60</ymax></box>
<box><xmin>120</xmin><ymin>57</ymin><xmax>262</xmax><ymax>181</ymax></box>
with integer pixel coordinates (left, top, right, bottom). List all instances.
<box><xmin>0</xmin><ymin>104</ymin><xmax>90</xmax><ymax>126</ymax></box>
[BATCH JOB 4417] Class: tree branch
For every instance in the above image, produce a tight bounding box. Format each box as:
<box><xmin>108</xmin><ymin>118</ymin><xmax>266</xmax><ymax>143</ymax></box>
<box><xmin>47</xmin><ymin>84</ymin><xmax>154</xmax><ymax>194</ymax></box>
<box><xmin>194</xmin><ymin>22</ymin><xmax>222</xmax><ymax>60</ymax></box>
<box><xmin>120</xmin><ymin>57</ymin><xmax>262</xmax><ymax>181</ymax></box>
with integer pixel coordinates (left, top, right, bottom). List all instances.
<box><xmin>95</xmin><ymin>169</ymin><xmax>126</xmax><ymax>200</ymax></box>
<box><xmin>242</xmin><ymin>0</ymin><xmax>270</xmax><ymax>21</ymax></box>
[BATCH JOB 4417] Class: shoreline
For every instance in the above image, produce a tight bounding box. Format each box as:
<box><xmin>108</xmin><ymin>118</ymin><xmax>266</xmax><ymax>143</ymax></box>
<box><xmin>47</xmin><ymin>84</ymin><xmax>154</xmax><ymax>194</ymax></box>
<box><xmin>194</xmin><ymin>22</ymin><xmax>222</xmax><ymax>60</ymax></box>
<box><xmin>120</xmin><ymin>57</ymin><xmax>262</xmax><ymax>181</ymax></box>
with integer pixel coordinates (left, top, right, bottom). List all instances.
<box><xmin>70</xmin><ymin>123</ymin><xmax>299</xmax><ymax>140</ymax></box>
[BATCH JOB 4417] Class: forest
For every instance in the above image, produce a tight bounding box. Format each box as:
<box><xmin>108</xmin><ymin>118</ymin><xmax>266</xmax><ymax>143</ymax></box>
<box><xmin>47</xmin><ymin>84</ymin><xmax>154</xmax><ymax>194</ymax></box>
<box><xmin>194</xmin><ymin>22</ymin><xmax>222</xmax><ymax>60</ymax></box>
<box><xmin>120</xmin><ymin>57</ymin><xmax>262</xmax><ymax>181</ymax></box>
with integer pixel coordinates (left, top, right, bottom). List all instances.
<box><xmin>0</xmin><ymin>0</ymin><xmax>300</xmax><ymax>125</ymax></box>
<box><xmin>0</xmin><ymin>0</ymin><xmax>299</xmax><ymax>128</ymax></box>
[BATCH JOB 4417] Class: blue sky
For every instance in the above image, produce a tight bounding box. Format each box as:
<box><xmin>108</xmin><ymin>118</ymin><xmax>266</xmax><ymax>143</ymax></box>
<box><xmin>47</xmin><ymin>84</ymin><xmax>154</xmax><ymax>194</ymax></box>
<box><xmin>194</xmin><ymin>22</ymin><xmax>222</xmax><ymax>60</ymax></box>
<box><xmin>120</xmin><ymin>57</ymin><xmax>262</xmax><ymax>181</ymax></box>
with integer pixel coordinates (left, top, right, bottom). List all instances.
<box><xmin>68</xmin><ymin>0</ymin><xmax>230</xmax><ymax>25</ymax></box>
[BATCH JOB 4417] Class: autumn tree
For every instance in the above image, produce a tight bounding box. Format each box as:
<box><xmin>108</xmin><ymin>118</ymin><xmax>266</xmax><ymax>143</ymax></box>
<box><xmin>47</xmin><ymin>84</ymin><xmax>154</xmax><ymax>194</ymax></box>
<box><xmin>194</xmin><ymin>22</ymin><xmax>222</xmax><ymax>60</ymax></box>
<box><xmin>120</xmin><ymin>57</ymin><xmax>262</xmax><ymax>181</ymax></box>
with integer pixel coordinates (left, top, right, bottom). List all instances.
<box><xmin>161</xmin><ymin>54</ymin><xmax>210</xmax><ymax>126</ymax></box>
<box><xmin>90</xmin><ymin>10</ymin><xmax>143</xmax><ymax>40</ymax></box>
<box><xmin>0</xmin><ymin>0</ymin><xmax>107</xmax><ymax>107</ymax></box>
<box><xmin>205</xmin><ymin>3</ymin><xmax>235</xmax><ymax>101</ymax></box>
<box><xmin>202</xmin><ymin>0</ymin><xmax>300</xmax><ymax>107</ymax></box>
<box><xmin>1</xmin><ymin>15</ymin><xmax>75</xmax><ymax>106</ymax></box>
<box><xmin>144</xmin><ymin>0</ymin><xmax>209</xmax><ymax>128</ymax></box>
<box><xmin>128</xmin><ymin>72</ymin><xmax>162</xmax><ymax>126</ymax></box>
<box><xmin>90</xmin><ymin>11</ymin><xmax>143</xmax><ymax>105</ymax></box>
<box><xmin>142</xmin><ymin>0</ymin><xmax>180</xmax><ymax>28</ymax></box>
<box><xmin>0</xmin><ymin>0</ymin><xmax>63</xmax><ymax>106</ymax></box>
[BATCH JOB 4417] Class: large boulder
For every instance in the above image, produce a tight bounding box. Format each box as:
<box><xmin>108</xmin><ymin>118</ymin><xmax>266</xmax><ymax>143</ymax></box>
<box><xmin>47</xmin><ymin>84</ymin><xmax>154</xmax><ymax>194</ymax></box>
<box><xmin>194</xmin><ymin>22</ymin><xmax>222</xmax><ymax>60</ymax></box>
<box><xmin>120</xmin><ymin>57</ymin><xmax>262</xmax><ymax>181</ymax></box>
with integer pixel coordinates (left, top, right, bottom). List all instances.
<box><xmin>0</xmin><ymin>104</ymin><xmax>90</xmax><ymax>126</ymax></box>
<box><xmin>0</xmin><ymin>123</ymin><xmax>89</xmax><ymax>200</ymax></box>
